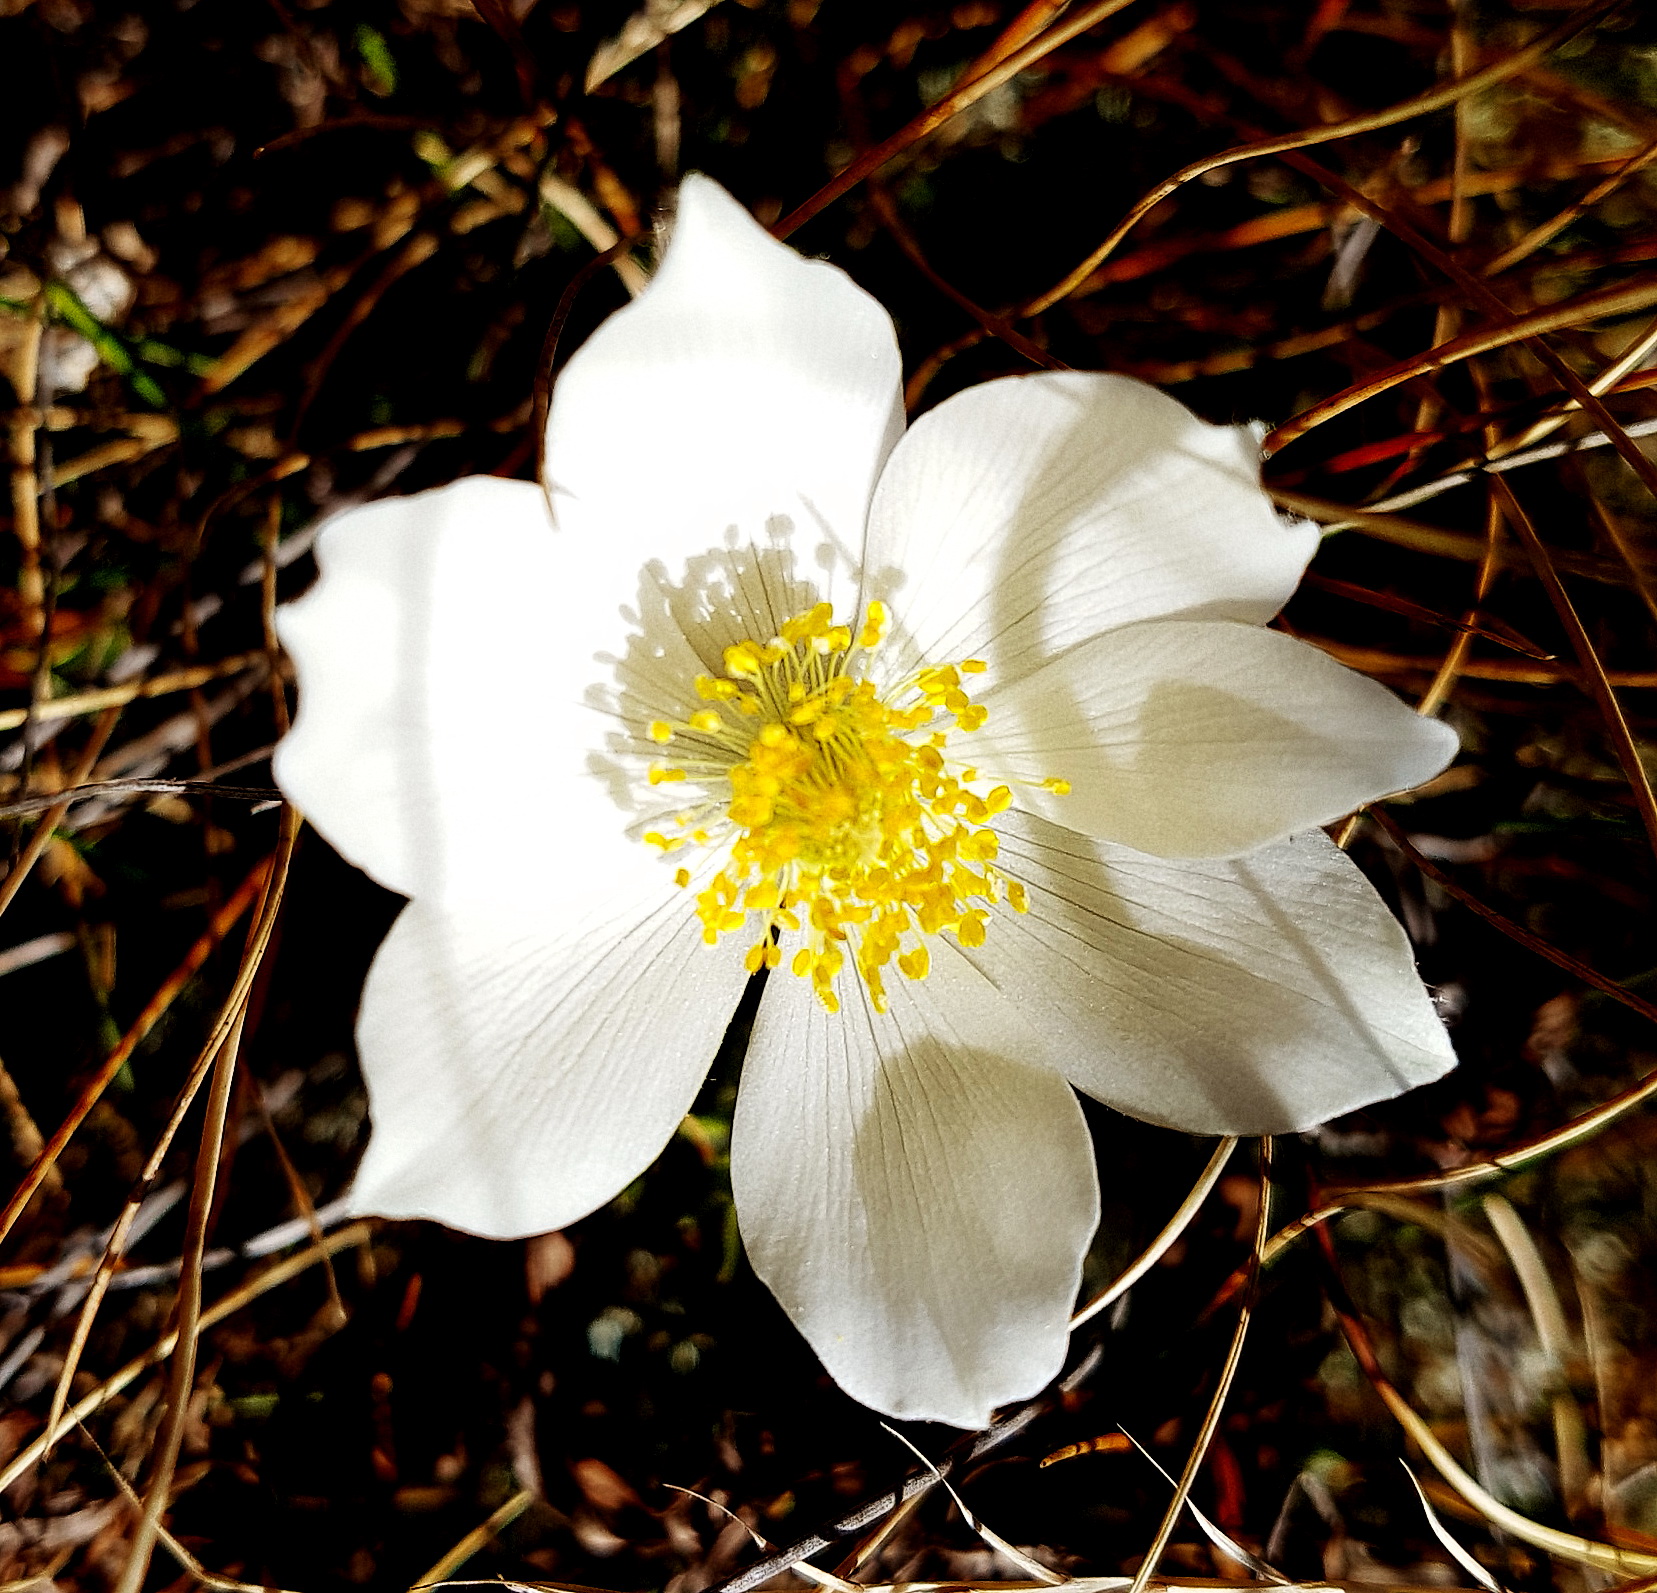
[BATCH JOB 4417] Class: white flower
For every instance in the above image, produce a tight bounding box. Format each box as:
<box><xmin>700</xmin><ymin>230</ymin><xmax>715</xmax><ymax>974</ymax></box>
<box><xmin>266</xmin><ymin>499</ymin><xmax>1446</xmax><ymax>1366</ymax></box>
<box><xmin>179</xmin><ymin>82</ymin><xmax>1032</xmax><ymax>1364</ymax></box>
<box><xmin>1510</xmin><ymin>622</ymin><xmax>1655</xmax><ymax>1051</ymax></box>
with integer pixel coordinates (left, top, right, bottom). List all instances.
<box><xmin>274</xmin><ymin>175</ymin><xmax>1458</xmax><ymax>1429</ymax></box>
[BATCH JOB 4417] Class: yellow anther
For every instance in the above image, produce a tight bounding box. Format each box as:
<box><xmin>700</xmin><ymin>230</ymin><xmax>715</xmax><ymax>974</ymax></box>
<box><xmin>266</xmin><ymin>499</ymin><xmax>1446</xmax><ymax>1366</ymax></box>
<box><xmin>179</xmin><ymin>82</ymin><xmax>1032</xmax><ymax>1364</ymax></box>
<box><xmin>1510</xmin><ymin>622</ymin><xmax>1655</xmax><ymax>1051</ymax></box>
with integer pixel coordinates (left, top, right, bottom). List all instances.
<box><xmin>649</xmin><ymin>720</ymin><xmax>674</xmax><ymax>744</ymax></box>
<box><xmin>724</xmin><ymin>643</ymin><xmax>763</xmax><ymax>678</ymax></box>
<box><xmin>639</xmin><ymin>601</ymin><xmax>1060</xmax><ymax>1011</ymax></box>
<box><xmin>674</xmin><ymin>867</ymin><xmax>691</xmax><ymax>888</ymax></box>
<box><xmin>1041</xmin><ymin>776</ymin><xmax>1071</xmax><ymax>795</ymax></box>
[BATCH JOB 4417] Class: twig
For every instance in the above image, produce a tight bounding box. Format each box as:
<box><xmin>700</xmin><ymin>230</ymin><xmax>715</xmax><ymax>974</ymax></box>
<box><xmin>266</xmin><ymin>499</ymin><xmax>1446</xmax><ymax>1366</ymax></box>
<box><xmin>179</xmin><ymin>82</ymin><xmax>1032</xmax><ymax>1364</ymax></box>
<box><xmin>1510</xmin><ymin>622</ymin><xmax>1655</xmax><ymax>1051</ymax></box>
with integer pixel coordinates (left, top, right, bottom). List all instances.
<box><xmin>774</xmin><ymin>0</ymin><xmax>1146</xmax><ymax>238</ymax></box>
<box><xmin>0</xmin><ymin>852</ymin><xmax>273</xmax><ymax>1248</ymax></box>
<box><xmin>1129</xmin><ymin>1139</ymin><xmax>1272</xmax><ymax>1593</ymax></box>
<box><xmin>0</xmin><ymin>654</ymin><xmax>269</xmax><ymax>733</ymax></box>
<box><xmin>0</xmin><ymin>708</ymin><xmax>119</xmax><ymax>924</ymax></box>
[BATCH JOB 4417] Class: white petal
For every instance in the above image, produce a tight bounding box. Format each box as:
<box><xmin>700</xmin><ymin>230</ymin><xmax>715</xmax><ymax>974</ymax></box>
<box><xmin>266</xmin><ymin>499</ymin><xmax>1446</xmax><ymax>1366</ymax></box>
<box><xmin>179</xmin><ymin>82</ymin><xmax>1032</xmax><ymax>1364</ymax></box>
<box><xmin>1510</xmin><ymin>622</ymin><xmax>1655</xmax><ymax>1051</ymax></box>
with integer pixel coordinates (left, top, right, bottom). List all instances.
<box><xmin>732</xmin><ymin>959</ymin><xmax>1099</xmax><ymax>1428</ymax></box>
<box><xmin>544</xmin><ymin>174</ymin><xmax>904</xmax><ymax>622</ymax></box>
<box><xmin>968</xmin><ymin>812</ymin><xmax>1456</xmax><ymax>1134</ymax></box>
<box><xmin>860</xmin><ymin>372</ymin><xmax>1316</xmax><ymax>685</ymax></box>
<box><xmin>975</xmin><ymin>619</ymin><xmax>1457</xmax><ymax>858</ymax></box>
<box><xmin>349</xmin><ymin>884</ymin><xmax>753</xmax><ymax>1239</ymax></box>
<box><xmin>275</xmin><ymin>475</ymin><xmax>684</xmax><ymax>900</ymax></box>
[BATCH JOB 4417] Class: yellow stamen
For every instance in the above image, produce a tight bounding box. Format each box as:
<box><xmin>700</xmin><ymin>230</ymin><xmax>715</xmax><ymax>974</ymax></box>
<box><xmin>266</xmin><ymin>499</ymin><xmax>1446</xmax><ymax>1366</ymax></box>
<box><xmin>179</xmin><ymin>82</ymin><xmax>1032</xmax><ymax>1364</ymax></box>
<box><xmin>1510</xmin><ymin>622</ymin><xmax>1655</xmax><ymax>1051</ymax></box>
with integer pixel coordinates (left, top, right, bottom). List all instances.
<box><xmin>640</xmin><ymin>604</ymin><xmax>1063</xmax><ymax>1009</ymax></box>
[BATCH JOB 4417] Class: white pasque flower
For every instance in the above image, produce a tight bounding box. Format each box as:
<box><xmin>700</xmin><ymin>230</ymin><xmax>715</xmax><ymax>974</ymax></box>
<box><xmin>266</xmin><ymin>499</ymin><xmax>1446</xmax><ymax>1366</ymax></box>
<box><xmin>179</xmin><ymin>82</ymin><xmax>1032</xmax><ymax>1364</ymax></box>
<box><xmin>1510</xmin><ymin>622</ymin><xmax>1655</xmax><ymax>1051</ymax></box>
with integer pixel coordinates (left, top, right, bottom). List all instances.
<box><xmin>274</xmin><ymin>175</ymin><xmax>1458</xmax><ymax>1429</ymax></box>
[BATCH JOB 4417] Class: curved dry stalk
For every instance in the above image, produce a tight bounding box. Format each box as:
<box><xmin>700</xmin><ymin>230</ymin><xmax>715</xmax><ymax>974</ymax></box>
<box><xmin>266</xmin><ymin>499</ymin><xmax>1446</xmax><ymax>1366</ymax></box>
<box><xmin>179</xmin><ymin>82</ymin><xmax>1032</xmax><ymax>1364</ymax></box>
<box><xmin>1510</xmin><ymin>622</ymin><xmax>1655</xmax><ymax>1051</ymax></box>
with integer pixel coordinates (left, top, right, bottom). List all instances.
<box><xmin>1493</xmin><ymin>479</ymin><xmax>1657</xmax><ymax>857</ymax></box>
<box><xmin>1484</xmin><ymin>134</ymin><xmax>1657</xmax><ymax>277</ymax></box>
<box><xmin>115</xmin><ymin>802</ymin><xmax>299</xmax><ymax>1593</ymax></box>
<box><xmin>1071</xmin><ymin>1136</ymin><xmax>1237</xmax><ymax>1328</ymax></box>
<box><xmin>1483</xmin><ymin>1195</ymin><xmax>1592</xmax><ymax>1515</ymax></box>
<box><xmin>1129</xmin><ymin>1139</ymin><xmax>1273</xmax><ymax>1593</ymax></box>
<box><xmin>1336</xmin><ymin>1304</ymin><xmax>1657</xmax><ymax>1575</ymax></box>
<box><xmin>774</xmin><ymin>0</ymin><xmax>1145</xmax><ymax>239</ymax></box>
<box><xmin>1019</xmin><ymin>2</ymin><xmax>1617</xmax><ymax>318</ymax></box>
<box><xmin>42</xmin><ymin>1006</ymin><xmax>256</xmax><ymax>1466</ymax></box>
<box><xmin>1415</xmin><ymin>491</ymin><xmax>1504</xmax><ymax>719</ymax></box>
<box><xmin>1262</xmin><ymin>274</ymin><xmax>1657</xmax><ymax>453</ymax></box>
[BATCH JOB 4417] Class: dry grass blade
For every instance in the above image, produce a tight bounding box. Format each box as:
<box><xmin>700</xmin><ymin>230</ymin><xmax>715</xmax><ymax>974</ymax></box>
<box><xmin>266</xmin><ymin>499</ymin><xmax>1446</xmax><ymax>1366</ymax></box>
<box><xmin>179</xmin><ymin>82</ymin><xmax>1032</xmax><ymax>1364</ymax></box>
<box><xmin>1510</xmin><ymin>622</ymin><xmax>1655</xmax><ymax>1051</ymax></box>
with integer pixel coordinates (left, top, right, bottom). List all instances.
<box><xmin>5</xmin><ymin>312</ymin><xmax>46</xmax><ymax>617</ymax></box>
<box><xmin>879</xmin><ymin>1423</ymin><xmax>1064</xmax><ymax>1586</ymax></box>
<box><xmin>1482</xmin><ymin>1195</ymin><xmax>1591</xmax><ymax>1514</ymax></box>
<box><xmin>1306</xmin><ymin>637</ymin><xmax>1657</xmax><ymax>687</ymax></box>
<box><xmin>0</xmin><ymin>852</ymin><xmax>273</xmax><ymax>1247</ymax></box>
<box><xmin>1337</xmin><ymin>1306</ymin><xmax>1657</xmax><ymax>1574</ymax></box>
<box><xmin>116</xmin><ymin>802</ymin><xmax>299</xmax><ymax>1593</ymax></box>
<box><xmin>1415</xmin><ymin>491</ymin><xmax>1504</xmax><ymax>718</ymax></box>
<box><xmin>0</xmin><ymin>778</ymin><xmax>279</xmax><ymax>819</ymax></box>
<box><xmin>1020</xmin><ymin>2</ymin><xmax>1616</xmax><ymax>317</ymax></box>
<box><xmin>1399</xmin><ymin>1461</ymin><xmax>1504</xmax><ymax>1593</ymax></box>
<box><xmin>1263</xmin><ymin>275</ymin><xmax>1657</xmax><ymax>453</ymax></box>
<box><xmin>774</xmin><ymin>0</ymin><xmax>1144</xmax><ymax>238</ymax></box>
<box><xmin>0</xmin><ymin>707</ymin><xmax>118</xmax><ymax>923</ymax></box>
<box><xmin>0</xmin><ymin>653</ymin><xmax>268</xmax><ymax>732</ymax></box>
<box><xmin>1484</xmin><ymin>134</ymin><xmax>1657</xmax><ymax>277</ymax></box>
<box><xmin>1129</xmin><ymin>1139</ymin><xmax>1273</xmax><ymax>1593</ymax></box>
<box><xmin>1071</xmin><ymin>1136</ymin><xmax>1237</xmax><ymax>1328</ymax></box>
<box><xmin>1491</xmin><ymin>479</ymin><xmax>1657</xmax><ymax>855</ymax></box>
<box><xmin>1112</xmin><ymin>1427</ymin><xmax>1290</xmax><ymax>1582</ymax></box>
<box><xmin>41</xmin><ymin>983</ymin><xmax>283</xmax><ymax>1465</ymax></box>
<box><xmin>417</xmin><ymin>1489</ymin><xmax>537</xmax><ymax>1588</ymax></box>
<box><xmin>80</xmin><ymin>1420</ymin><xmax>307</xmax><ymax>1593</ymax></box>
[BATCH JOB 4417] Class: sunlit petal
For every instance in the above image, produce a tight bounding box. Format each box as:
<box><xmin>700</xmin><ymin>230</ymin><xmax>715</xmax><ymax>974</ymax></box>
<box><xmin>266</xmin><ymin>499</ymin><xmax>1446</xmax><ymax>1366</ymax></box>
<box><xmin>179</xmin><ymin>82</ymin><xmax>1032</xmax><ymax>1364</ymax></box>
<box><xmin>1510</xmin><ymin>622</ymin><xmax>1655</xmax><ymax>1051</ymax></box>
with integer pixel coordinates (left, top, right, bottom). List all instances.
<box><xmin>861</xmin><ymin>371</ymin><xmax>1316</xmax><ymax>686</ymax></box>
<box><xmin>976</xmin><ymin>618</ymin><xmax>1457</xmax><ymax>857</ymax></box>
<box><xmin>733</xmin><ymin>953</ymin><xmax>1099</xmax><ymax>1428</ymax></box>
<box><xmin>967</xmin><ymin>812</ymin><xmax>1456</xmax><ymax>1134</ymax></box>
<box><xmin>349</xmin><ymin>880</ymin><xmax>753</xmax><ymax>1238</ymax></box>
<box><xmin>545</xmin><ymin>173</ymin><xmax>904</xmax><ymax>624</ymax></box>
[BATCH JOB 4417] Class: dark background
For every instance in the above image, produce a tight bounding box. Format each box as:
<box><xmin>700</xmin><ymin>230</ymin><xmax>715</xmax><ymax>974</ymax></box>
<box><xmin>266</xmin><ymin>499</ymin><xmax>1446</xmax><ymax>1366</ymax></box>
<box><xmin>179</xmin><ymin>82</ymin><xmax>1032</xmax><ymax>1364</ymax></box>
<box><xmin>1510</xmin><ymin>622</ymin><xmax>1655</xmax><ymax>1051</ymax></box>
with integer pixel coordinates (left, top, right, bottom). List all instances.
<box><xmin>4</xmin><ymin>1</ymin><xmax>1657</xmax><ymax>1589</ymax></box>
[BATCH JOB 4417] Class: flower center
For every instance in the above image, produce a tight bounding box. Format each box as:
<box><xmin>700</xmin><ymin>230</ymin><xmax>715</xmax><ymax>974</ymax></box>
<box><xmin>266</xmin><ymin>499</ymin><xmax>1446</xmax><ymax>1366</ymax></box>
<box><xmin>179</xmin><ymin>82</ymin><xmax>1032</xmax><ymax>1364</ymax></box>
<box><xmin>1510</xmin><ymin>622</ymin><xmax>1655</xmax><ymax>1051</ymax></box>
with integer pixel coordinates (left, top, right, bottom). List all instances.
<box><xmin>642</xmin><ymin>602</ymin><xmax>1066</xmax><ymax>1013</ymax></box>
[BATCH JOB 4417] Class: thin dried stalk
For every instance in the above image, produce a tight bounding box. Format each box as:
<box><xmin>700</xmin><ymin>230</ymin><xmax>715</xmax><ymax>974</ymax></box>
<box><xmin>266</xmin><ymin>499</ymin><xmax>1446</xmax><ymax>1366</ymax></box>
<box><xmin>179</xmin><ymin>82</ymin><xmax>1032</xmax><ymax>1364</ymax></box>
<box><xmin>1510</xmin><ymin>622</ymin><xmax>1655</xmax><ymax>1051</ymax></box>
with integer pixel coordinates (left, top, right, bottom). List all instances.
<box><xmin>1264</xmin><ymin>274</ymin><xmax>1657</xmax><ymax>452</ymax></box>
<box><xmin>775</xmin><ymin>0</ymin><xmax>1145</xmax><ymax>238</ymax></box>
<box><xmin>0</xmin><ymin>708</ymin><xmax>119</xmax><ymax>924</ymax></box>
<box><xmin>1022</xmin><ymin>3</ymin><xmax>1616</xmax><ymax>317</ymax></box>
<box><xmin>1492</xmin><ymin>479</ymin><xmax>1657</xmax><ymax>857</ymax></box>
<box><xmin>115</xmin><ymin>1002</ymin><xmax>252</xmax><ymax>1593</ymax></box>
<box><xmin>0</xmin><ymin>852</ymin><xmax>273</xmax><ymax>1247</ymax></box>
<box><xmin>1071</xmin><ymin>1136</ymin><xmax>1237</xmax><ymax>1328</ymax></box>
<box><xmin>1129</xmin><ymin>1139</ymin><xmax>1273</xmax><ymax>1593</ymax></box>
<box><xmin>0</xmin><ymin>653</ymin><xmax>267</xmax><ymax>732</ymax></box>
